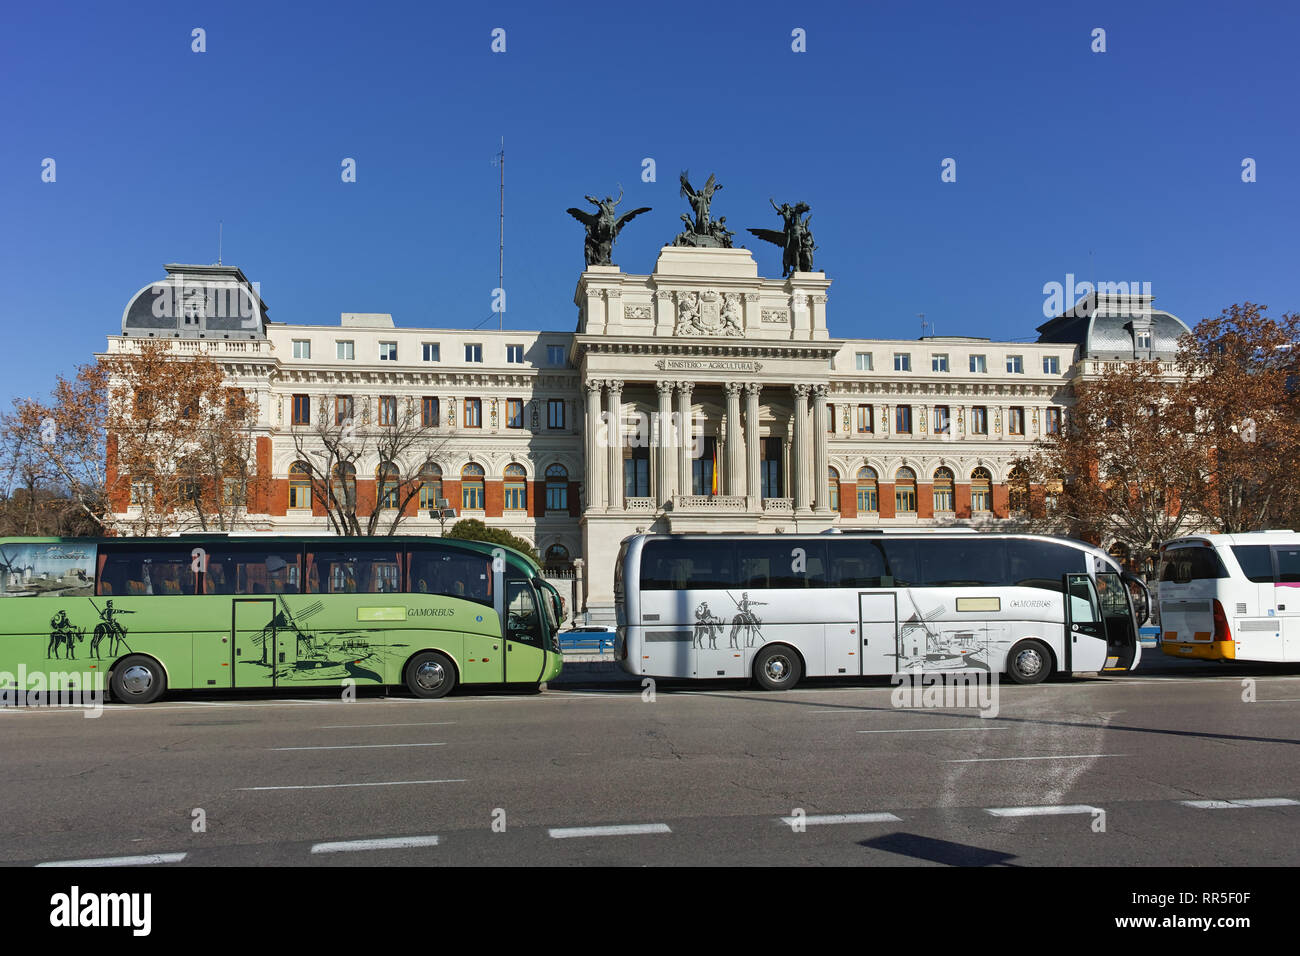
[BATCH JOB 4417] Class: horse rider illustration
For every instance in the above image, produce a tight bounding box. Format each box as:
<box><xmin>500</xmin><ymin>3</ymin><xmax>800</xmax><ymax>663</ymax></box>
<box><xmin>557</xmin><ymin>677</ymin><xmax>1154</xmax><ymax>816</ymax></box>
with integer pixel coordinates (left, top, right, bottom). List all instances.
<box><xmin>729</xmin><ymin>591</ymin><xmax>767</xmax><ymax>648</ymax></box>
<box><xmin>693</xmin><ymin>602</ymin><xmax>724</xmax><ymax>649</ymax></box>
<box><xmin>47</xmin><ymin>609</ymin><xmax>83</xmax><ymax>660</ymax></box>
<box><xmin>89</xmin><ymin>599</ymin><xmax>134</xmax><ymax>659</ymax></box>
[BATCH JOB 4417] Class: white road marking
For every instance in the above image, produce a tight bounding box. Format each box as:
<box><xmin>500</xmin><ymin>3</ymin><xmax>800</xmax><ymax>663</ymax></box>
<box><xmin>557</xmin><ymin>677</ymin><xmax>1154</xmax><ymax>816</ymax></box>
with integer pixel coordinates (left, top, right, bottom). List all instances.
<box><xmin>856</xmin><ymin>727</ymin><xmax>1008</xmax><ymax>734</ymax></box>
<box><xmin>1181</xmin><ymin>798</ymin><xmax>1299</xmax><ymax>809</ymax></box>
<box><xmin>310</xmin><ymin>835</ymin><xmax>441</xmax><ymax>854</ymax></box>
<box><xmin>269</xmin><ymin>743</ymin><xmax>446</xmax><ymax>751</ymax></box>
<box><xmin>780</xmin><ymin>812</ymin><xmax>901</xmax><ymax>827</ymax></box>
<box><xmin>237</xmin><ymin>779</ymin><xmax>465</xmax><ymax>791</ymax></box>
<box><xmin>945</xmin><ymin>754</ymin><xmax>1127</xmax><ymax>763</ymax></box>
<box><xmin>37</xmin><ymin>852</ymin><xmax>186</xmax><ymax>867</ymax></box>
<box><xmin>985</xmin><ymin>804</ymin><xmax>1102</xmax><ymax>817</ymax></box>
<box><xmin>548</xmin><ymin>824</ymin><xmax>671</xmax><ymax>839</ymax></box>
<box><xmin>318</xmin><ymin>722</ymin><xmax>457</xmax><ymax>729</ymax></box>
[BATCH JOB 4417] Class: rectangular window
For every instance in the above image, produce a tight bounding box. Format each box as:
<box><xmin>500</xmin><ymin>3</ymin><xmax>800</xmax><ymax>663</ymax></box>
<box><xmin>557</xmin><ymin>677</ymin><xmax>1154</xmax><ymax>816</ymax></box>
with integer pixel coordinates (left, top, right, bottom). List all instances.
<box><xmin>203</xmin><ymin>545</ymin><xmax>302</xmax><ymax>595</ymax></box>
<box><xmin>1008</xmin><ymin>406</ymin><xmax>1025</xmax><ymax>435</ymax></box>
<box><xmin>546</xmin><ymin>482</ymin><xmax>568</xmax><ymax>513</ymax></box>
<box><xmin>334</xmin><ymin>395</ymin><xmax>353</xmax><ymax>426</ymax></box>
<box><xmin>931</xmin><ymin>354</ymin><xmax>949</xmax><ymax>372</ymax></box>
<box><xmin>422</xmin><ymin>396</ymin><xmax>439</xmax><ymax>428</ymax></box>
<box><xmin>306</xmin><ymin>549</ymin><xmax>403</xmax><ymax>595</ymax></box>
<box><xmin>1046</xmin><ymin>408</ymin><xmax>1062</xmax><ymax>434</ymax></box>
<box><xmin>855</xmin><ymin>352</ymin><xmax>873</xmax><ymax>371</ymax></box>
<box><xmin>506</xmin><ymin>398</ymin><xmax>524</xmax><ymax>428</ymax></box>
<box><xmin>96</xmin><ymin>544</ymin><xmax>194</xmax><ymax>597</ymax></box>
<box><xmin>1043</xmin><ymin>355</ymin><xmax>1060</xmax><ymax>374</ymax></box>
<box><xmin>894</xmin><ymin>353</ymin><xmax>911</xmax><ymax>372</ymax></box>
<box><xmin>895</xmin><ymin>405</ymin><xmax>912</xmax><ymax>434</ymax></box>
<box><xmin>292</xmin><ymin>339</ymin><xmax>311</xmax><ymax>359</ymax></box>
<box><xmin>1007</xmin><ymin>354</ymin><xmax>1024</xmax><ymax>373</ymax></box>
<box><xmin>548</xmin><ymin>399</ymin><xmax>565</xmax><ymax>429</ymax></box>
<box><xmin>378</xmin><ymin>395</ymin><xmax>397</xmax><ymax>426</ymax></box>
<box><xmin>548</xmin><ymin>345</ymin><xmax>566</xmax><ymax>367</ymax></box>
<box><xmin>828</xmin><ymin>404</ymin><xmax>836</xmax><ymax>433</ymax></box>
<box><xmin>972</xmin><ymin>406</ymin><xmax>988</xmax><ymax>434</ymax></box>
<box><xmin>465</xmin><ymin>344</ymin><xmax>483</xmax><ymax>363</ymax></box>
<box><xmin>970</xmin><ymin>354</ymin><xmax>987</xmax><ymax>373</ymax></box>
<box><xmin>639</xmin><ymin>538</ymin><xmax>736</xmax><ymax>590</ymax></box>
<box><xmin>934</xmin><ymin>405</ymin><xmax>950</xmax><ymax>434</ymax></box>
<box><xmin>336</xmin><ymin>340</ymin><xmax>354</xmax><ymax>360</ymax></box>
<box><xmin>506</xmin><ymin>344</ymin><xmax>524</xmax><ymax>364</ymax></box>
<box><xmin>422</xmin><ymin>342</ymin><xmax>440</xmax><ymax>362</ymax></box>
<box><xmin>1136</xmin><ymin>330</ymin><xmax>1152</xmax><ymax>350</ymax></box>
<box><xmin>464</xmin><ymin>398</ymin><xmax>482</xmax><ymax>428</ymax></box>
<box><xmin>379</xmin><ymin>341</ymin><xmax>397</xmax><ymax>362</ymax></box>
<box><xmin>292</xmin><ymin>394</ymin><xmax>311</xmax><ymax>426</ymax></box>
<box><xmin>856</xmin><ymin>404</ymin><xmax>873</xmax><ymax>433</ymax></box>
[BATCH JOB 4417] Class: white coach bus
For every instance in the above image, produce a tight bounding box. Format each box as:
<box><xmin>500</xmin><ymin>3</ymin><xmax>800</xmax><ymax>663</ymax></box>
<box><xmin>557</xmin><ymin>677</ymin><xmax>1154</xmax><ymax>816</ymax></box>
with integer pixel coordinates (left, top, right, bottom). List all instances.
<box><xmin>1158</xmin><ymin>531</ymin><xmax>1300</xmax><ymax>662</ymax></box>
<box><xmin>614</xmin><ymin>532</ymin><xmax>1149</xmax><ymax>690</ymax></box>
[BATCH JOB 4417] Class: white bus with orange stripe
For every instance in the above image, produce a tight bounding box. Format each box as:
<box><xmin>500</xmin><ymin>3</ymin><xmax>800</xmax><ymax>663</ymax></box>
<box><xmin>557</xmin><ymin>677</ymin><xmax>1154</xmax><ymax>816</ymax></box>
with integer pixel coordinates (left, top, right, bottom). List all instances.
<box><xmin>1157</xmin><ymin>532</ymin><xmax>1300</xmax><ymax>661</ymax></box>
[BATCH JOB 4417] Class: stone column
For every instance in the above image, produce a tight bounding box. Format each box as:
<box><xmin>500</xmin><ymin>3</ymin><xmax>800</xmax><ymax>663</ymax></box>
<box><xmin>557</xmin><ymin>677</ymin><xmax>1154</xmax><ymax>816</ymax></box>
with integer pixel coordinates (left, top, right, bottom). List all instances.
<box><xmin>813</xmin><ymin>384</ymin><xmax>830</xmax><ymax>511</ymax></box>
<box><xmin>677</xmin><ymin>382</ymin><xmax>695</xmax><ymax>498</ymax></box>
<box><xmin>606</xmin><ymin>380</ymin><xmax>624</xmax><ymax>511</ymax></box>
<box><xmin>725</xmin><ymin>382</ymin><xmax>745</xmax><ymax>496</ymax></box>
<box><xmin>793</xmin><ymin>384</ymin><xmax>810</xmax><ymax>511</ymax></box>
<box><xmin>656</xmin><ymin>381</ymin><xmax>675</xmax><ymax>507</ymax></box>
<box><xmin>585</xmin><ymin>381</ymin><xmax>605</xmax><ymax>511</ymax></box>
<box><xmin>745</xmin><ymin>383</ymin><xmax>762</xmax><ymax>500</ymax></box>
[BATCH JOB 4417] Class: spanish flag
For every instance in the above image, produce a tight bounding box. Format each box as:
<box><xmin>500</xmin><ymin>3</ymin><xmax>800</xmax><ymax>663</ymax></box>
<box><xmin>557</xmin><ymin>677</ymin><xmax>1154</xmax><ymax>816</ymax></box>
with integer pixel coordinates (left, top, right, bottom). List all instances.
<box><xmin>711</xmin><ymin>439</ymin><xmax>718</xmax><ymax>495</ymax></box>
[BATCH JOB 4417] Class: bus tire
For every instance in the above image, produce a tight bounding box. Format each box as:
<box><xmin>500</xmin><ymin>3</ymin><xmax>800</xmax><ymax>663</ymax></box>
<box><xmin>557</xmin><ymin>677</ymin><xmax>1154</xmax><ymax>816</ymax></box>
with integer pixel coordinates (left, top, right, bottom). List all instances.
<box><xmin>1006</xmin><ymin>640</ymin><xmax>1053</xmax><ymax>685</ymax></box>
<box><xmin>753</xmin><ymin>645</ymin><xmax>802</xmax><ymax>691</ymax></box>
<box><xmin>405</xmin><ymin>651</ymin><xmax>457</xmax><ymax>699</ymax></box>
<box><xmin>109</xmin><ymin>655</ymin><xmax>167</xmax><ymax>704</ymax></box>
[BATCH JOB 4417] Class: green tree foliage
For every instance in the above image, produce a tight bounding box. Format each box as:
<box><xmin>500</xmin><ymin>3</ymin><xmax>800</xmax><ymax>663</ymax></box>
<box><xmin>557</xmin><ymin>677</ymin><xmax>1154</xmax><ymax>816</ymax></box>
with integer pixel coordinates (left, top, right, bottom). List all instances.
<box><xmin>447</xmin><ymin>518</ymin><xmax>539</xmax><ymax>563</ymax></box>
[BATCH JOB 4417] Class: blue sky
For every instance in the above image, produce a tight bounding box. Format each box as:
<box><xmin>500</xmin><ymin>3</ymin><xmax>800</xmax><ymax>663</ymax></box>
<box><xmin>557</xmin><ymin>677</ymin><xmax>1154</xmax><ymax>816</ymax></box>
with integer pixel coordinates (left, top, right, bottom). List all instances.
<box><xmin>2</xmin><ymin>0</ymin><xmax>1297</xmax><ymax>404</ymax></box>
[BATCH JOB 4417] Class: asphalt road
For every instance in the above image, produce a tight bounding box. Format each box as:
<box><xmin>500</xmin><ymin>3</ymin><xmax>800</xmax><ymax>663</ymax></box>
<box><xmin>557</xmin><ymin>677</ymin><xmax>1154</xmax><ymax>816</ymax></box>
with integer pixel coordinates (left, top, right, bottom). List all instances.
<box><xmin>1</xmin><ymin>653</ymin><xmax>1297</xmax><ymax>867</ymax></box>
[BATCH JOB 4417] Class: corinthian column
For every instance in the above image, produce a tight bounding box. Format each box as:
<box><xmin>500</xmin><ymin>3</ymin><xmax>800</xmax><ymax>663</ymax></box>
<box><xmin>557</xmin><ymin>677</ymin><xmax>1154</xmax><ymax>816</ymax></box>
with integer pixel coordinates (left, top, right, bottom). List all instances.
<box><xmin>677</xmin><ymin>382</ymin><xmax>694</xmax><ymax>498</ymax></box>
<box><xmin>606</xmin><ymin>379</ymin><xmax>624</xmax><ymax>511</ymax></box>
<box><xmin>656</xmin><ymin>381</ymin><xmax>675</xmax><ymax>507</ymax></box>
<box><xmin>745</xmin><ymin>383</ymin><xmax>762</xmax><ymax>500</ymax></box>
<box><xmin>585</xmin><ymin>381</ymin><xmax>605</xmax><ymax>511</ymax></box>
<box><xmin>725</xmin><ymin>382</ymin><xmax>745</xmax><ymax>496</ymax></box>
<box><xmin>813</xmin><ymin>384</ymin><xmax>830</xmax><ymax>511</ymax></box>
<box><xmin>793</xmin><ymin>384</ymin><xmax>810</xmax><ymax>511</ymax></box>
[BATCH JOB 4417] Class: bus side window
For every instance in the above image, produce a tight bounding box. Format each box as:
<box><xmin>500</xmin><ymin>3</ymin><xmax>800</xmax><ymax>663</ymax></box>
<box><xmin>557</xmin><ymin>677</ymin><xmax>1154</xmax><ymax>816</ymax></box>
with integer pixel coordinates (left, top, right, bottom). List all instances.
<box><xmin>505</xmin><ymin>579</ymin><xmax>542</xmax><ymax>646</ymax></box>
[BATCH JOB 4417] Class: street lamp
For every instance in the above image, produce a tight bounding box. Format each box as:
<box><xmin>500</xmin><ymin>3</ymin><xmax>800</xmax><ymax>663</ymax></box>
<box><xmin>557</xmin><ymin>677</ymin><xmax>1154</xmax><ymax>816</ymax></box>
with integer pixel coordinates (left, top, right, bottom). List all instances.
<box><xmin>430</xmin><ymin>497</ymin><xmax>457</xmax><ymax>536</ymax></box>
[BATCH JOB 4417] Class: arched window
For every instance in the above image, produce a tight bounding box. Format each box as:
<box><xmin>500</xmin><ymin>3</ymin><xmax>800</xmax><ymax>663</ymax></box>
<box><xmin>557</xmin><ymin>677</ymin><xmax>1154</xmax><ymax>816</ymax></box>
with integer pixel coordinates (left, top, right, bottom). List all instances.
<box><xmin>827</xmin><ymin>466</ymin><xmax>840</xmax><ymax>511</ymax></box>
<box><xmin>504</xmin><ymin>463</ymin><xmax>527</xmax><ymax>511</ymax></box>
<box><xmin>1008</xmin><ymin>466</ymin><xmax>1029</xmax><ymax>513</ymax></box>
<box><xmin>971</xmin><ymin>467</ymin><xmax>992</xmax><ymax>513</ymax></box>
<box><xmin>289</xmin><ymin>461</ymin><xmax>312</xmax><ymax>510</ymax></box>
<box><xmin>545</xmin><ymin>464</ymin><xmax>568</xmax><ymax>513</ymax></box>
<box><xmin>461</xmin><ymin>463</ymin><xmax>485</xmax><ymax>511</ymax></box>
<box><xmin>330</xmin><ymin>462</ymin><xmax>356</xmax><ymax>510</ymax></box>
<box><xmin>545</xmin><ymin>543</ymin><xmax>571</xmax><ymax>569</ymax></box>
<box><xmin>856</xmin><ymin>466</ymin><xmax>878</xmax><ymax>513</ymax></box>
<box><xmin>933</xmin><ymin>467</ymin><xmax>954</xmax><ymax>513</ymax></box>
<box><xmin>895</xmin><ymin>467</ymin><xmax>917</xmax><ymax>514</ymax></box>
<box><xmin>376</xmin><ymin>462</ymin><xmax>400</xmax><ymax>510</ymax></box>
<box><xmin>418</xmin><ymin>463</ymin><xmax>443</xmax><ymax>511</ymax></box>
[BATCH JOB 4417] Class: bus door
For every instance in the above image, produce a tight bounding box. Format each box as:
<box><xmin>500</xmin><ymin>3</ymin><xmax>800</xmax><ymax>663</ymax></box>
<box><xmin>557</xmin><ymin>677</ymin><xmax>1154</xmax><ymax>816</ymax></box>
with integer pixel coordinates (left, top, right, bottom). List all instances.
<box><xmin>858</xmin><ymin>592</ymin><xmax>898</xmax><ymax>675</ymax></box>
<box><xmin>504</xmin><ymin>579</ymin><xmax>546</xmax><ymax>683</ymax></box>
<box><xmin>232</xmin><ymin>598</ymin><xmax>278</xmax><ymax>687</ymax></box>
<box><xmin>1063</xmin><ymin>574</ymin><xmax>1108</xmax><ymax>672</ymax></box>
<box><xmin>1097</xmin><ymin>571</ymin><xmax>1140</xmax><ymax>671</ymax></box>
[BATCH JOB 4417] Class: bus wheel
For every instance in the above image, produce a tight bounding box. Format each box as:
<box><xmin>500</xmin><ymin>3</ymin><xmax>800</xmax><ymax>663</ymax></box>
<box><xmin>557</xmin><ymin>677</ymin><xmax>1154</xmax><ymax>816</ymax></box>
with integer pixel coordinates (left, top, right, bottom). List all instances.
<box><xmin>405</xmin><ymin>652</ymin><xmax>457</xmax><ymax>699</ymax></box>
<box><xmin>753</xmin><ymin>645</ymin><xmax>802</xmax><ymax>691</ymax></box>
<box><xmin>1006</xmin><ymin>640</ymin><xmax>1053</xmax><ymax>685</ymax></box>
<box><xmin>109</xmin><ymin>655</ymin><xmax>167</xmax><ymax>704</ymax></box>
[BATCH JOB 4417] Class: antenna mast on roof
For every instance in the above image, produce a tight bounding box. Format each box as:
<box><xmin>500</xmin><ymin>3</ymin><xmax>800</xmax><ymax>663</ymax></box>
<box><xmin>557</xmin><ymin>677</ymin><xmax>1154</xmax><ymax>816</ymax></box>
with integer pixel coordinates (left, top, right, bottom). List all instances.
<box><xmin>218</xmin><ymin>221</ymin><xmax>223</xmax><ymax>266</ymax></box>
<box><xmin>919</xmin><ymin>312</ymin><xmax>930</xmax><ymax>338</ymax></box>
<box><xmin>491</xmin><ymin>137</ymin><xmax>505</xmax><ymax>330</ymax></box>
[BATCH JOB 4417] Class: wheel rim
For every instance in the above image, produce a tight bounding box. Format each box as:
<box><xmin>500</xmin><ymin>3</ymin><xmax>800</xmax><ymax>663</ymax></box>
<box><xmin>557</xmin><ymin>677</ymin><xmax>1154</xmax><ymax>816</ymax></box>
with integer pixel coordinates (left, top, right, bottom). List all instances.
<box><xmin>1014</xmin><ymin>647</ymin><xmax>1043</xmax><ymax>678</ymax></box>
<box><xmin>764</xmin><ymin>655</ymin><xmax>791</xmax><ymax>683</ymax></box>
<box><xmin>415</xmin><ymin>660</ymin><xmax>446</xmax><ymax>691</ymax></box>
<box><xmin>121</xmin><ymin>665</ymin><xmax>154</xmax><ymax>696</ymax></box>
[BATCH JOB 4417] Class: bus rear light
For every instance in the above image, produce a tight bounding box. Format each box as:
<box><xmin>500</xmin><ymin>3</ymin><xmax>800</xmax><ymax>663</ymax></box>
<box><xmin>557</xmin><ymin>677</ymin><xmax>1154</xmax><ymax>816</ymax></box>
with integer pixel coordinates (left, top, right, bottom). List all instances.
<box><xmin>1212</xmin><ymin>600</ymin><xmax>1232</xmax><ymax>643</ymax></box>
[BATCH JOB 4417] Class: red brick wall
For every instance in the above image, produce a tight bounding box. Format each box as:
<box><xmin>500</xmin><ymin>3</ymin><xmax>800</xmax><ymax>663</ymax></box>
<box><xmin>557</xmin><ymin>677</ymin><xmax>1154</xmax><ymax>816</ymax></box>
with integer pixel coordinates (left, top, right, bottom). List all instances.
<box><xmin>569</xmin><ymin>481</ymin><xmax>581</xmax><ymax>517</ymax></box>
<box><xmin>484</xmin><ymin>479</ymin><xmax>503</xmax><ymax>517</ymax></box>
<box><xmin>955</xmin><ymin>483</ymin><xmax>972</xmax><ymax>519</ymax></box>
<box><xmin>268</xmin><ymin>478</ymin><xmax>289</xmax><ymax>516</ymax></box>
<box><xmin>917</xmin><ymin>483</ymin><xmax>934</xmax><ymax>519</ymax></box>
<box><xmin>992</xmin><ymin>483</ymin><xmax>1010</xmax><ymax>518</ymax></box>
<box><xmin>839</xmin><ymin>482</ymin><xmax>856</xmax><ymax>518</ymax></box>
<box><xmin>878</xmin><ymin>483</ymin><xmax>896</xmax><ymax>519</ymax></box>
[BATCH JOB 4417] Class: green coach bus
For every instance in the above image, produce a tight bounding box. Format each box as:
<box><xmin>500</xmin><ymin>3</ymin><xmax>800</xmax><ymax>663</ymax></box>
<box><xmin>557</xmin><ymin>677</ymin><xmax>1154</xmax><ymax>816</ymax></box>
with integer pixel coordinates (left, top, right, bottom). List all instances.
<box><xmin>0</xmin><ymin>535</ymin><xmax>563</xmax><ymax>703</ymax></box>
